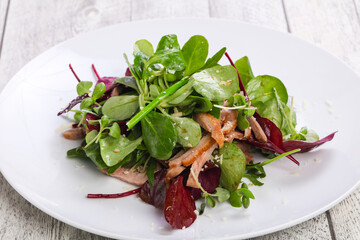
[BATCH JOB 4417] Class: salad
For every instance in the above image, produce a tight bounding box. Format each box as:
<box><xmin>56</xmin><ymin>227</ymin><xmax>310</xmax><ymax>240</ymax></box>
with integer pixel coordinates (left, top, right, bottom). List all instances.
<box><xmin>58</xmin><ymin>34</ymin><xmax>336</xmax><ymax>229</ymax></box>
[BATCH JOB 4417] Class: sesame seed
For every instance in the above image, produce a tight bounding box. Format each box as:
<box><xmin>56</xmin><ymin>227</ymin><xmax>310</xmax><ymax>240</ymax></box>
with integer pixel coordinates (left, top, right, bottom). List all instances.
<box><xmin>113</xmin><ymin>149</ymin><xmax>121</xmax><ymax>153</ymax></box>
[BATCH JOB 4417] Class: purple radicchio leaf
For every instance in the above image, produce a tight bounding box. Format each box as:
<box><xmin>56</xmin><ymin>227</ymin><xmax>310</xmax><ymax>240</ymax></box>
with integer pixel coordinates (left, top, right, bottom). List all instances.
<box><xmin>189</xmin><ymin>161</ymin><xmax>221</xmax><ymax>200</ymax></box>
<box><xmin>139</xmin><ymin>169</ymin><xmax>167</xmax><ymax>209</ymax></box>
<box><xmin>283</xmin><ymin>132</ymin><xmax>337</xmax><ymax>153</ymax></box>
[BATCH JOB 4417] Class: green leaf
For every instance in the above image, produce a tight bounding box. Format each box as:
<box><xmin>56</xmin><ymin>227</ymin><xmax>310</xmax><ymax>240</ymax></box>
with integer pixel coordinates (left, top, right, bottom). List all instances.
<box><xmin>243</xmin><ymin>173</ymin><xmax>264</xmax><ymax>186</ymax></box>
<box><xmin>238</xmin><ymin>188</ymin><xmax>255</xmax><ymax>199</ymax></box>
<box><xmin>141</xmin><ymin>111</ymin><xmax>177</xmax><ymax>160</ymax></box>
<box><xmin>67</xmin><ymin>146</ymin><xmax>87</xmax><ymax>158</ymax></box>
<box><xmin>80</xmin><ymin>97</ymin><xmax>95</xmax><ymax>110</ymax></box>
<box><xmin>102</xmin><ymin>95</ymin><xmax>139</xmax><ymax>120</ymax></box>
<box><xmin>114</xmin><ymin>77</ymin><xmax>140</xmax><ymax>93</ymax></box>
<box><xmin>92</xmin><ymin>82</ymin><xmax>106</xmax><ymax>100</ymax></box>
<box><xmin>85</xmin><ymin>130</ymin><xmax>98</xmax><ymax>144</ymax></box>
<box><xmin>192</xmin><ymin>65</ymin><xmax>239</xmax><ymax>101</ymax></box>
<box><xmin>145</xmin><ymin>158</ymin><xmax>157</xmax><ymax>186</ymax></box>
<box><xmin>149</xmin><ymin>84</ymin><xmax>161</xmax><ymax>98</ymax></box>
<box><xmin>234</xmin><ymin>56</ymin><xmax>254</xmax><ymax>87</ymax></box>
<box><xmin>206</xmin><ymin>195</ymin><xmax>216</xmax><ymax>208</ymax></box>
<box><xmin>108</xmin><ymin>122</ymin><xmax>121</xmax><ymax>138</ymax></box>
<box><xmin>83</xmin><ymin>142</ymin><xmax>107</xmax><ymax>169</ymax></box>
<box><xmin>145</xmin><ymin>34</ymin><xmax>186</xmax><ymax>73</ymax></box>
<box><xmin>182</xmin><ymin>35</ymin><xmax>209</xmax><ymax>76</ymax></box>
<box><xmin>247</xmin><ymin>75</ymin><xmax>288</xmax><ymax>105</ymax></box>
<box><xmin>99</xmin><ymin>136</ymin><xmax>142</xmax><ymax>167</ymax></box>
<box><xmin>219</xmin><ymin>142</ymin><xmax>246</xmax><ymax>192</ymax></box>
<box><xmin>76</xmin><ymin>81</ymin><xmax>93</xmax><ymax>95</ymax></box>
<box><xmin>169</xmin><ymin>116</ymin><xmax>201</xmax><ymax>148</ymax></box>
<box><xmin>237</xmin><ymin>111</ymin><xmax>249</xmax><ymax>130</ymax></box>
<box><xmin>242</xmin><ymin>196</ymin><xmax>250</xmax><ymax>208</ymax></box>
<box><xmin>229</xmin><ymin>191</ymin><xmax>242</xmax><ymax>207</ymax></box>
<box><xmin>213</xmin><ymin>187</ymin><xmax>230</xmax><ymax>203</ymax></box>
<box><xmin>202</xmin><ymin>47</ymin><xmax>226</xmax><ymax>69</ymax></box>
<box><xmin>134</xmin><ymin>39</ymin><xmax>154</xmax><ymax>57</ymax></box>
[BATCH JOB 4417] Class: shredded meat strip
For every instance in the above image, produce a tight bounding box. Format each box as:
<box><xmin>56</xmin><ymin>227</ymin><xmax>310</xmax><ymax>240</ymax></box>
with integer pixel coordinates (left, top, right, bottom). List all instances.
<box><xmin>186</xmin><ymin>141</ymin><xmax>218</xmax><ymax>188</ymax></box>
<box><xmin>165</xmin><ymin>150</ymin><xmax>186</xmax><ymax>182</ymax></box>
<box><xmin>224</xmin><ymin>130</ymin><xmax>244</xmax><ymax>143</ymax></box>
<box><xmin>247</xmin><ymin>116</ymin><xmax>267</xmax><ymax>143</ymax></box>
<box><xmin>104</xmin><ymin>167</ymin><xmax>148</xmax><ymax>186</ymax></box>
<box><xmin>62</xmin><ymin>127</ymin><xmax>85</xmax><ymax>140</ymax></box>
<box><xmin>220</xmin><ymin>109</ymin><xmax>238</xmax><ymax>134</ymax></box>
<box><xmin>235</xmin><ymin>142</ymin><xmax>254</xmax><ymax>163</ymax></box>
<box><xmin>195</xmin><ymin>113</ymin><xmax>225</xmax><ymax>148</ymax></box>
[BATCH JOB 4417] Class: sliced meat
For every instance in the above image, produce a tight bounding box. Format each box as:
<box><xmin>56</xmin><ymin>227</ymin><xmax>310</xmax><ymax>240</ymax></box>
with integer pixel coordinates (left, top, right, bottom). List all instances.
<box><xmin>110</xmin><ymin>86</ymin><xmax>122</xmax><ymax>97</ymax></box>
<box><xmin>181</xmin><ymin>134</ymin><xmax>217</xmax><ymax>167</ymax></box>
<box><xmin>248</xmin><ymin>116</ymin><xmax>267</xmax><ymax>143</ymax></box>
<box><xmin>244</xmin><ymin>127</ymin><xmax>252</xmax><ymax>139</ymax></box>
<box><xmin>186</xmin><ymin>141</ymin><xmax>218</xmax><ymax>188</ymax></box>
<box><xmin>105</xmin><ymin>167</ymin><xmax>148</xmax><ymax>186</ymax></box>
<box><xmin>220</xmin><ymin>109</ymin><xmax>238</xmax><ymax>135</ymax></box>
<box><xmin>62</xmin><ymin>127</ymin><xmax>85</xmax><ymax>140</ymax></box>
<box><xmin>165</xmin><ymin>150</ymin><xmax>186</xmax><ymax>182</ymax></box>
<box><xmin>195</xmin><ymin>113</ymin><xmax>225</xmax><ymax>148</ymax></box>
<box><xmin>235</xmin><ymin>142</ymin><xmax>254</xmax><ymax>163</ymax></box>
<box><xmin>224</xmin><ymin>130</ymin><xmax>244</xmax><ymax>143</ymax></box>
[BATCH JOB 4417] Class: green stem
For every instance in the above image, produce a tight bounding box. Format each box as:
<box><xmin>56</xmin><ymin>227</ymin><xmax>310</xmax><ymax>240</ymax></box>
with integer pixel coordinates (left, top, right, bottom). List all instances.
<box><xmin>127</xmin><ymin>77</ymin><xmax>190</xmax><ymax>129</ymax></box>
<box><xmin>247</xmin><ymin>148</ymin><xmax>301</xmax><ymax>168</ymax></box>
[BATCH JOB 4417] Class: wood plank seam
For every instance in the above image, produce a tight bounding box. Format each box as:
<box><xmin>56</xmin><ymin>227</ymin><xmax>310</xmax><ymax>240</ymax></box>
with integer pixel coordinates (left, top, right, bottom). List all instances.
<box><xmin>281</xmin><ymin>0</ymin><xmax>291</xmax><ymax>33</ymax></box>
<box><xmin>0</xmin><ymin>0</ymin><xmax>10</xmax><ymax>58</ymax></box>
<box><xmin>326</xmin><ymin>211</ymin><xmax>337</xmax><ymax>240</ymax></box>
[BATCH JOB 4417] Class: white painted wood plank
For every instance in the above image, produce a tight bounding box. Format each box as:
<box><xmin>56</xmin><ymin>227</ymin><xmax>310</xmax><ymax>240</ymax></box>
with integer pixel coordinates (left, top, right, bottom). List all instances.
<box><xmin>0</xmin><ymin>1</ymin><xmax>130</xmax><ymax>239</ymax></box>
<box><xmin>0</xmin><ymin>0</ymin><xmax>9</xmax><ymax>48</ymax></box>
<box><xmin>330</xmin><ymin>187</ymin><xmax>360</xmax><ymax>240</ymax></box>
<box><xmin>284</xmin><ymin>0</ymin><xmax>360</xmax><ymax>74</ymax></box>
<box><xmin>131</xmin><ymin>0</ymin><xmax>209</xmax><ymax>20</ymax></box>
<box><xmin>284</xmin><ymin>0</ymin><xmax>360</xmax><ymax>239</ymax></box>
<box><xmin>209</xmin><ymin>0</ymin><xmax>288</xmax><ymax>31</ymax></box>
<box><xmin>253</xmin><ymin>214</ymin><xmax>331</xmax><ymax>240</ymax></box>
<box><xmin>0</xmin><ymin>0</ymin><xmax>131</xmax><ymax>90</ymax></box>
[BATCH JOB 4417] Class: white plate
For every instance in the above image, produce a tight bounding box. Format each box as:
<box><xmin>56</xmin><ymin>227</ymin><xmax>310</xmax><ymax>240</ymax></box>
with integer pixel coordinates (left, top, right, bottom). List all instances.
<box><xmin>0</xmin><ymin>19</ymin><xmax>359</xmax><ymax>240</ymax></box>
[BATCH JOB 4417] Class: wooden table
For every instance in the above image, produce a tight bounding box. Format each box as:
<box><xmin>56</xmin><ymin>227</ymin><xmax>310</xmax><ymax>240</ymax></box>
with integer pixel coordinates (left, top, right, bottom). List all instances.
<box><xmin>0</xmin><ymin>1</ymin><xmax>359</xmax><ymax>239</ymax></box>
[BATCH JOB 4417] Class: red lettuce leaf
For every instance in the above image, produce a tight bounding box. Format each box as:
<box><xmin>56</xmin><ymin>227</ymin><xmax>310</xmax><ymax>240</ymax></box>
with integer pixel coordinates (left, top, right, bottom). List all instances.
<box><xmin>86</xmin><ymin>113</ymin><xmax>100</xmax><ymax>131</ymax></box>
<box><xmin>164</xmin><ymin>176</ymin><xmax>197</xmax><ymax>229</ymax></box>
<box><xmin>283</xmin><ymin>132</ymin><xmax>337</xmax><ymax>153</ymax></box>
<box><xmin>57</xmin><ymin>93</ymin><xmax>88</xmax><ymax>116</ymax></box>
<box><xmin>190</xmin><ymin>161</ymin><xmax>221</xmax><ymax>200</ymax></box>
<box><xmin>139</xmin><ymin>169</ymin><xmax>167</xmax><ymax>209</ymax></box>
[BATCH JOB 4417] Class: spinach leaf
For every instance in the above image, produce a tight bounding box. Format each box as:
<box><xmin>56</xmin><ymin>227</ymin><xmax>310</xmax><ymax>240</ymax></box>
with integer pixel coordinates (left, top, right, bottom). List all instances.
<box><xmin>141</xmin><ymin>111</ymin><xmax>177</xmax><ymax>160</ymax></box>
<box><xmin>191</xmin><ymin>65</ymin><xmax>239</xmax><ymax>101</ymax></box>
<box><xmin>134</xmin><ymin>39</ymin><xmax>154</xmax><ymax>57</ymax></box>
<box><xmin>146</xmin><ymin>158</ymin><xmax>157</xmax><ymax>186</ymax></box>
<box><xmin>92</xmin><ymin>82</ymin><xmax>106</xmax><ymax>100</ymax></box>
<box><xmin>182</xmin><ymin>35</ymin><xmax>208</xmax><ymax>76</ymax></box>
<box><xmin>102</xmin><ymin>95</ymin><xmax>139</xmax><ymax>120</ymax></box>
<box><xmin>181</xmin><ymin>96</ymin><xmax>213</xmax><ymax>113</ymax></box>
<box><xmin>67</xmin><ymin>146</ymin><xmax>87</xmax><ymax>158</ymax></box>
<box><xmin>202</xmin><ymin>47</ymin><xmax>226</xmax><ymax>70</ymax></box>
<box><xmin>108</xmin><ymin>122</ymin><xmax>121</xmax><ymax>138</ymax></box>
<box><xmin>219</xmin><ymin>142</ymin><xmax>246</xmax><ymax>192</ymax></box>
<box><xmin>234</xmin><ymin>56</ymin><xmax>254</xmax><ymax>87</ymax></box>
<box><xmin>114</xmin><ymin>77</ymin><xmax>140</xmax><ymax>93</ymax></box>
<box><xmin>247</xmin><ymin>75</ymin><xmax>288</xmax><ymax>105</ymax></box>
<box><xmin>99</xmin><ymin>135</ymin><xmax>143</xmax><ymax>167</ymax></box>
<box><xmin>83</xmin><ymin>142</ymin><xmax>107</xmax><ymax>169</ymax></box>
<box><xmin>169</xmin><ymin>116</ymin><xmax>201</xmax><ymax>148</ymax></box>
<box><xmin>145</xmin><ymin>35</ymin><xmax>186</xmax><ymax>73</ymax></box>
<box><xmin>76</xmin><ymin>81</ymin><xmax>93</xmax><ymax>96</ymax></box>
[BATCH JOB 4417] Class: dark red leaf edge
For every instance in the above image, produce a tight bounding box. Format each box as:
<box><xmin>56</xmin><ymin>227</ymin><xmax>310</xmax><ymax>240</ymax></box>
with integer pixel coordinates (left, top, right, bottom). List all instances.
<box><xmin>139</xmin><ymin>169</ymin><xmax>168</xmax><ymax>209</ymax></box>
<box><xmin>190</xmin><ymin>161</ymin><xmax>221</xmax><ymax>200</ymax></box>
<box><xmin>225</xmin><ymin>52</ymin><xmax>336</xmax><ymax>164</ymax></box>
<box><xmin>283</xmin><ymin>131</ymin><xmax>337</xmax><ymax>153</ymax></box>
<box><xmin>164</xmin><ymin>176</ymin><xmax>197</xmax><ymax>229</ymax></box>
